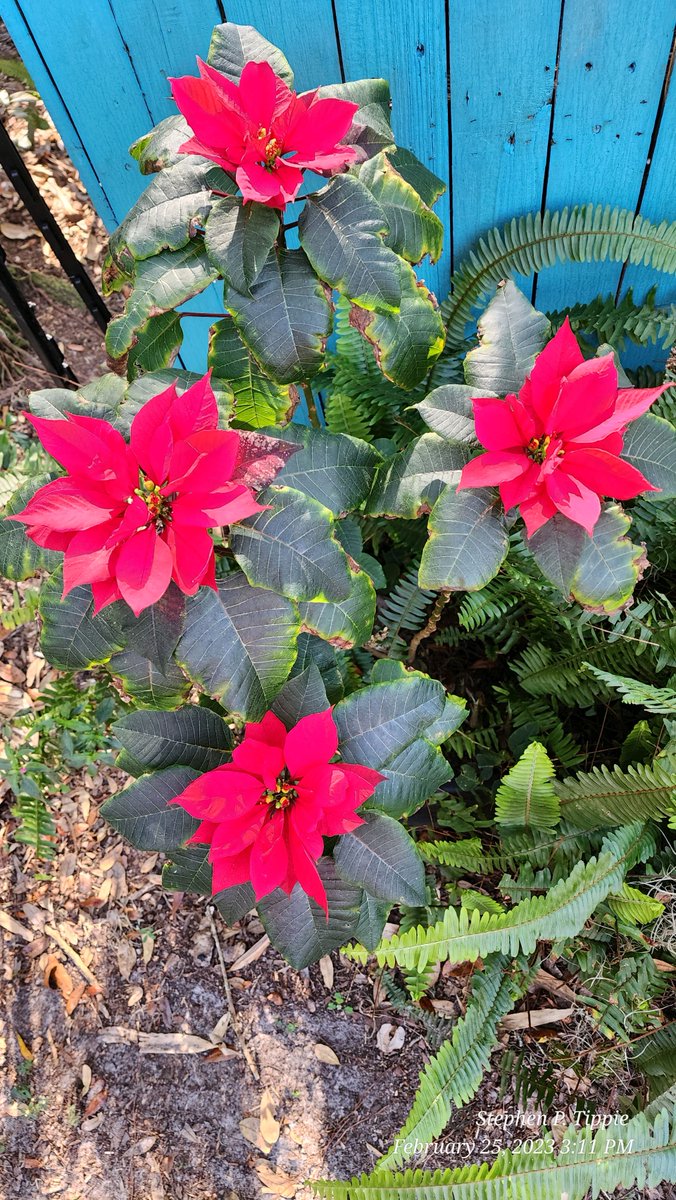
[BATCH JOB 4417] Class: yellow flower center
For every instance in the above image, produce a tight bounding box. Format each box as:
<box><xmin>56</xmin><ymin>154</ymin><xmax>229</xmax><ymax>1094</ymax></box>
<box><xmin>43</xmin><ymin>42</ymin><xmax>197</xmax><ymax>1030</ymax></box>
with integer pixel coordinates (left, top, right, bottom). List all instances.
<box><xmin>262</xmin><ymin>770</ymin><xmax>299</xmax><ymax>811</ymax></box>
<box><xmin>526</xmin><ymin>435</ymin><xmax>551</xmax><ymax>464</ymax></box>
<box><xmin>135</xmin><ymin>476</ymin><xmax>173</xmax><ymax>533</ymax></box>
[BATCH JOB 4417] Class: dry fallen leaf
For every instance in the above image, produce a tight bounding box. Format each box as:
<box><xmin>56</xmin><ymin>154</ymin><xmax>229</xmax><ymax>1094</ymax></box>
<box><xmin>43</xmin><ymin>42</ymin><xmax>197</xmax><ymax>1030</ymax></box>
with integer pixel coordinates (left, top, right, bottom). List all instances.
<box><xmin>16</xmin><ymin>1033</ymin><xmax>33</xmax><ymax>1062</ymax></box>
<box><xmin>81</xmin><ymin>1064</ymin><xmax>92</xmax><ymax>1095</ymax></box>
<box><xmin>116</xmin><ymin>939</ymin><xmax>136</xmax><ymax>981</ymax></box>
<box><xmin>0</xmin><ymin>221</ymin><xmax>35</xmax><ymax>239</ymax></box>
<box><xmin>254</xmin><ymin>1160</ymin><xmax>298</xmax><ymax>1197</ymax></box>
<box><xmin>314</xmin><ymin>1043</ymin><xmax>340</xmax><ymax>1066</ymax></box>
<box><xmin>127</xmin><ymin>1135</ymin><xmax>157</xmax><ymax>1157</ymax></box>
<box><xmin>230</xmin><ymin>934</ymin><xmax>270</xmax><ymax>972</ymax></box>
<box><xmin>376</xmin><ymin>1023</ymin><xmax>406</xmax><ymax>1054</ymax></box>
<box><xmin>319</xmin><ymin>955</ymin><xmax>334</xmax><ymax>990</ymax></box>
<box><xmin>259</xmin><ymin>1089</ymin><xmax>280</xmax><ymax>1147</ymax></box>
<box><xmin>127</xmin><ymin>986</ymin><xmax>144</xmax><ymax>1007</ymax></box>
<box><xmin>239</xmin><ymin>1116</ymin><xmax>270</xmax><ymax>1153</ymax></box>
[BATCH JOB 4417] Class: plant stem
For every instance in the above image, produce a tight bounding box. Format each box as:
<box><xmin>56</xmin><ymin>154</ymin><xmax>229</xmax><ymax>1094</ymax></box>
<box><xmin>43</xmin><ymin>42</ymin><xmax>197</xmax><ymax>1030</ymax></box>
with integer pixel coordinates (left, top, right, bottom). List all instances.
<box><xmin>302</xmin><ymin>382</ymin><xmax>321</xmax><ymax>428</ymax></box>
<box><xmin>407</xmin><ymin>592</ymin><xmax>451</xmax><ymax>665</ymax></box>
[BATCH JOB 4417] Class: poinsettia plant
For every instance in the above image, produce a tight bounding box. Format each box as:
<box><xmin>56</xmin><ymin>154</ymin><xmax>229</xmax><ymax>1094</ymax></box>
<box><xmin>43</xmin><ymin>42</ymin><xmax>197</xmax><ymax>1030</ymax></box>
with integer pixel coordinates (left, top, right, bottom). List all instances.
<box><xmin>1</xmin><ymin>21</ymin><xmax>675</xmax><ymax>970</ymax></box>
<box><xmin>103</xmin><ymin>21</ymin><xmax>446</xmax><ymax>400</ymax></box>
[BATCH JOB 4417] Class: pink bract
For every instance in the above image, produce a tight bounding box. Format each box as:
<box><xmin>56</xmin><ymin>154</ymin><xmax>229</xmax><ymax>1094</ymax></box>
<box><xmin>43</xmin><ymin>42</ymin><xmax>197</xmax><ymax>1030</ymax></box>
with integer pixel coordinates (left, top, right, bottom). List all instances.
<box><xmin>457</xmin><ymin>318</ymin><xmax>666</xmax><ymax>537</ymax></box>
<box><xmin>170</xmin><ymin>58</ymin><xmax>359</xmax><ymax>208</ymax></box>
<box><xmin>171</xmin><ymin>708</ymin><xmax>385</xmax><ymax>913</ymax></box>
<box><xmin>11</xmin><ymin>373</ymin><xmax>265</xmax><ymax>616</ymax></box>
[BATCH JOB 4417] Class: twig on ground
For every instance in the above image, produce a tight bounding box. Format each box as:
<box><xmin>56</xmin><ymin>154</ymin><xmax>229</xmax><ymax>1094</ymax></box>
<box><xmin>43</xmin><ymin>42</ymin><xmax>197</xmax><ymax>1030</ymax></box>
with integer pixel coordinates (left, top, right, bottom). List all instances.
<box><xmin>207</xmin><ymin>905</ymin><xmax>259</xmax><ymax>1080</ymax></box>
<box><xmin>44</xmin><ymin>922</ymin><xmax>101</xmax><ymax>990</ymax></box>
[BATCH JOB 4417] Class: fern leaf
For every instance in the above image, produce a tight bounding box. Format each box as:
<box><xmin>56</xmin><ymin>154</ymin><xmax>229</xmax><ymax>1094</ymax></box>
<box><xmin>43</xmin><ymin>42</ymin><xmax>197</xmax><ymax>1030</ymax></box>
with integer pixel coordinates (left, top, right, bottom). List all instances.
<box><xmin>443</xmin><ymin>205</ymin><xmax>676</xmax><ymax>347</ymax></box>
<box><xmin>632</xmin><ymin>1024</ymin><xmax>676</xmax><ymax>1095</ymax></box>
<box><xmin>346</xmin><ymin>824</ymin><xmax>649</xmax><ymax>971</ymax></box>
<box><xmin>494</xmin><ymin>742</ymin><xmax>559</xmax><ymax>831</ymax></box>
<box><xmin>555</xmin><ymin>761</ymin><xmax>676</xmax><ymax>830</ymax></box>
<box><xmin>421</xmin><ymin>839</ymin><xmax>485</xmax><ymax>871</ymax></box>
<box><xmin>584</xmin><ymin>665</ymin><xmax>676</xmax><ymax>715</ymax></box>
<box><xmin>379</xmin><ymin>956</ymin><xmax>529</xmax><ymax>1170</ymax></box>
<box><xmin>377</xmin><ymin>564</ymin><xmax>436</xmax><ymax>660</ymax></box>
<box><xmin>311</xmin><ymin>1109</ymin><xmax>676</xmax><ymax>1200</ymax></box>
<box><xmin>607</xmin><ymin>883</ymin><xmax>665</xmax><ymax>925</ymax></box>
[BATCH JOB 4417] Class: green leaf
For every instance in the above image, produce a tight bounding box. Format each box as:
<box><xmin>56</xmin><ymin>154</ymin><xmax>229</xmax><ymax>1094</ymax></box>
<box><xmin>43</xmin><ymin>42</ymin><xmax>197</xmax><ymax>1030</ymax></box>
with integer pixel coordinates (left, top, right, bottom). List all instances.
<box><xmin>0</xmin><ymin>476</ymin><xmax>60</xmax><ymax>580</ymax></box>
<box><xmin>419</xmin><ymin>486</ymin><xmax>510</xmax><ymax>591</ymax></box>
<box><xmin>225</xmin><ymin>248</ymin><xmax>332</xmax><ymax>384</ymax></box>
<box><xmin>39</xmin><ymin>573</ymin><xmax>125</xmax><ymax>669</ymax></box>
<box><xmin>105</xmin><ymin>242</ymin><xmax>219</xmax><ymax>358</ymax></box>
<box><xmin>271</xmin><ymin>665</ymin><xmax>329</xmax><ymax>728</ymax></box>
<box><xmin>101</xmin><ymin>766</ymin><xmax>199</xmax><ymax>851</ymax></box>
<box><xmin>607</xmin><ymin>883</ymin><xmax>664</xmax><ymax>925</ymax></box>
<box><xmin>208</xmin><ymin>22</ymin><xmax>294</xmax><ymax>86</ymax></box>
<box><xmin>114</xmin><ymin>706</ymin><xmax>232</xmax><ymax>773</ymax></box>
<box><xmin>215</xmin><ymin>883</ymin><xmax>257</xmax><ymax>925</ymax></box>
<box><xmin>130</xmin><ymin>114</ymin><xmax>193</xmax><ymax>174</ymax></box>
<box><xmin>413</xmin><ymin>383</ymin><xmax>484</xmax><ymax>443</ymax></box>
<box><xmin>353</xmin><ymin>261</ymin><xmax>445</xmax><ymax>389</ymax></box>
<box><xmin>258</xmin><ymin>858</ymin><xmax>362</xmax><ymax>969</ymax></box>
<box><xmin>334</xmin><ymin>812</ymin><xmax>426</xmax><ymax>906</ymax></box>
<box><xmin>162</xmin><ymin>844</ymin><xmax>213</xmax><ymax>894</ymax></box>
<box><xmin>107</xmin><ymin>649</ymin><xmax>190</xmax><ymax>709</ymax></box>
<box><xmin>464</xmin><ymin>281</ymin><xmax>550</xmax><ymax>394</ymax></box>
<box><xmin>273</xmin><ymin>427</ymin><xmax>381</xmax><ymax>516</ymax></box>
<box><xmin>118</xmin><ymin>583</ymin><xmax>186</xmax><ymax>673</ymax></box>
<box><xmin>291</xmin><ymin>633</ymin><xmax>345</xmax><ymax>704</ymax></box>
<box><xmin>387</xmin><ymin>148</ymin><xmax>446</xmax><ymax>207</ymax></box>
<box><xmin>207</xmin><ymin>318</ymin><xmax>295</xmax><ymax>428</ymax></box>
<box><xmin>622</xmin><ymin>412</ymin><xmax>676</xmax><ymax>497</ymax></box>
<box><xmin>366</xmin><ymin>433</ymin><xmax>470</xmax><ymax>519</ymax></box>
<box><xmin>335</xmin><ymin>674</ymin><xmax>452</xmax><ymax>767</ymax></box>
<box><xmin>126</xmin><ymin>312</ymin><xmax>183</xmax><ymax>377</ymax></box>
<box><xmin>360</xmin><ymin>151</ymin><xmax>443</xmax><ymax>264</ymax></box>
<box><xmin>297</xmin><ymin>563</ymin><xmax>376</xmax><ymax>649</ymax></box>
<box><xmin>299</xmin><ymin>174</ymin><xmax>401</xmax><ymax>312</ymax></box>
<box><xmin>313</xmin><ymin>78</ymin><xmax>395</xmax><ymax>162</ymax></box>
<box><xmin>231</xmin><ymin>485</ymin><xmax>352</xmax><ymax>603</ymax></box>
<box><xmin>355</xmin><ymin>893</ymin><xmax>390</xmax><ymax>951</ymax></box>
<box><xmin>569</xmin><ymin>505</ymin><xmax>644</xmax><ymax>614</ymax></box>
<box><xmin>205</xmin><ymin>197</ymin><xmax>280</xmax><ymax>296</ymax></box>
<box><xmin>30</xmin><ymin>375</ymin><xmax>127</xmax><ymax>423</ymax></box>
<box><xmin>495</xmin><ymin>741</ymin><xmax>560</xmax><ymax>831</ymax></box>
<box><xmin>176</xmin><ymin>572</ymin><xmax>299</xmax><ymax>720</ymax></box>
<box><xmin>367</xmin><ymin>738</ymin><xmax>453</xmax><ymax>820</ymax></box>
<box><xmin>526</xmin><ymin>513</ymin><xmax>587</xmax><ymax>593</ymax></box>
<box><xmin>109</xmin><ymin>160</ymin><xmax>213</xmax><ymax>263</ymax></box>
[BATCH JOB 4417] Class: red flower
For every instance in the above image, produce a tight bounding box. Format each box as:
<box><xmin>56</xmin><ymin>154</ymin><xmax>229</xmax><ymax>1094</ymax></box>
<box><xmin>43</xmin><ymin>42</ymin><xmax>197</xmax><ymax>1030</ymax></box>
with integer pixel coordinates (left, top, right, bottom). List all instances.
<box><xmin>457</xmin><ymin>319</ymin><xmax>666</xmax><ymax>537</ymax></box>
<box><xmin>171</xmin><ymin>709</ymin><xmax>385</xmax><ymax>913</ymax></box>
<box><xmin>11</xmin><ymin>374</ymin><xmax>264</xmax><ymax>616</ymax></box>
<box><xmin>170</xmin><ymin>58</ymin><xmax>359</xmax><ymax>208</ymax></box>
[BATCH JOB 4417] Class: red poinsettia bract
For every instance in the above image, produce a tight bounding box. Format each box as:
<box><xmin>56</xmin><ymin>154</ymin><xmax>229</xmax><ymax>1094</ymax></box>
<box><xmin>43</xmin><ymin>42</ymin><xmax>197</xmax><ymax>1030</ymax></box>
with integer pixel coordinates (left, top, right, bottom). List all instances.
<box><xmin>170</xmin><ymin>58</ymin><xmax>358</xmax><ymax>208</ymax></box>
<box><xmin>171</xmin><ymin>709</ymin><xmax>384</xmax><ymax>913</ymax></box>
<box><xmin>11</xmin><ymin>374</ymin><xmax>264</xmax><ymax>615</ymax></box>
<box><xmin>457</xmin><ymin>319</ymin><xmax>666</xmax><ymax>537</ymax></box>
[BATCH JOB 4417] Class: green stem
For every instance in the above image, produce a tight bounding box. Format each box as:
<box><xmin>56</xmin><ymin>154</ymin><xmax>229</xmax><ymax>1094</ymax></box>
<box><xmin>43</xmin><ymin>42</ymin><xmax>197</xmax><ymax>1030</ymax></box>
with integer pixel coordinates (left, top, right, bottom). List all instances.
<box><xmin>302</xmin><ymin>382</ymin><xmax>321</xmax><ymax>428</ymax></box>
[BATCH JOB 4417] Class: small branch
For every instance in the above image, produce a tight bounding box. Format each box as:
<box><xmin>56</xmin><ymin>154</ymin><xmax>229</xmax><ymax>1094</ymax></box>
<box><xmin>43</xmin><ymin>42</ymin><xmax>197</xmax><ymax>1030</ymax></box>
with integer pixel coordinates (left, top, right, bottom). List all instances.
<box><xmin>207</xmin><ymin>906</ymin><xmax>259</xmax><ymax>1080</ymax></box>
<box><xmin>44</xmin><ymin>923</ymin><xmax>102</xmax><ymax>990</ymax></box>
<box><xmin>407</xmin><ymin>592</ymin><xmax>450</xmax><ymax>665</ymax></box>
<box><xmin>302</xmin><ymin>381</ymin><xmax>321</xmax><ymax>428</ymax></box>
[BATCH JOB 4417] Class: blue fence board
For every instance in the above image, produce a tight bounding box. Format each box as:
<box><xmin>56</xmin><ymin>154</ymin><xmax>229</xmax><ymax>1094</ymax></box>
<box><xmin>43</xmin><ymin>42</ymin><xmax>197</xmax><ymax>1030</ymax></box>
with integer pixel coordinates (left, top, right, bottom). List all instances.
<box><xmin>1</xmin><ymin>1</ymin><xmax>674</xmax><ymax>370</ymax></box>
<box><xmin>535</xmin><ymin>0</ymin><xmax>675</xmax><ymax>315</ymax></box>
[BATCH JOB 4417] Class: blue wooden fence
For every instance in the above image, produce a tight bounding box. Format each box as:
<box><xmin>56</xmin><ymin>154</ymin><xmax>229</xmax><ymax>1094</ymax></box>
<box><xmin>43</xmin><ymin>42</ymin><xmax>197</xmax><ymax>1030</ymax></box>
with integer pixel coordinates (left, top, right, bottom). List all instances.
<box><xmin>2</xmin><ymin>0</ymin><xmax>674</xmax><ymax>368</ymax></box>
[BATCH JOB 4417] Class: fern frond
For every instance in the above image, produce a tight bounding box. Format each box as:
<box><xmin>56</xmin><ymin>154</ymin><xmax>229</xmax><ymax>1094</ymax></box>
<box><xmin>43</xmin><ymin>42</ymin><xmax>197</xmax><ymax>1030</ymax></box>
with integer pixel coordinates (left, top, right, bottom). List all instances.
<box><xmin>456</xmin><ymin>579</ymin><xmax>520</xmax><ymax>632</ymax></box>
<box><xmin>584</xmin><ymin>665</ymin><xmax>676</xmax><ymax>715</ymax></box>
<box><xmin>510</xmin><ymin>634</ymin><xmax>646</xmax><ymax>705</ymax></box>
<box><xmin>379</xmin><ymin>956</ymin><xmax>529</xmax><ymax>1170</ymax></box>
<box><xmin>494</xmin><ymin>742</ymin><xmax>559</xmax><ymax>831</ymax></box>
<box><xmin>311</xmin><ymin>1108</ymin><xmax>676</xmax><ymax>1200</ymax></box>
<box><xmin>549</xmin><ymin>288</ymin><xmax>676</xmax><ymax>350</ymax></box>
<box><xmin>632</xmin><ymin>1024</ymin><xmax>676</xmax><ymax>1095</ymax></box>
<box><xmin>555</xmin><ymin>761</ymin><xmax>676</xmax><ymax>830</ymax></box>
<box><xmin>443</xmin><ymin>205</ymin><xmax>676</xmax><ymax>347</ymax></box>
<box><xmin>376</xmin><ymin>564</ymin><xmax>436</xmax><ymax>660</ymax></box>
<box><xmin>346</xmin><ymin>824</ymin><xmax>649</xmax><ymax>971</ymax></box>
<box><xmin>10</xmin><ymin>793</ymin><xmax>57</xmax><ymax>859</ymax></box>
